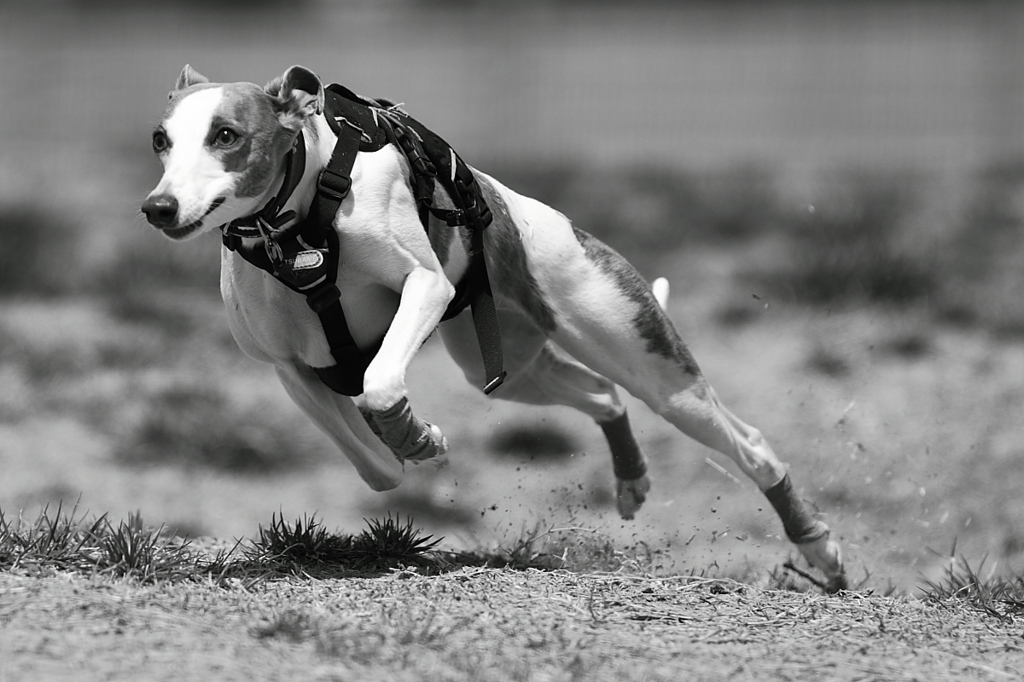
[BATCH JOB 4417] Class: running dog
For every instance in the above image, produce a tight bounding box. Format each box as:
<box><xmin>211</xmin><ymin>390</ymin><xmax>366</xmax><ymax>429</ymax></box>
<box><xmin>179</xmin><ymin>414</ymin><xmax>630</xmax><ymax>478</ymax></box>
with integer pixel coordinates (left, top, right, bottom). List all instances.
<box><xmin>142</xmin><ymin>65</ymin><xmax>847</xmax><ymax>591</ymax></box>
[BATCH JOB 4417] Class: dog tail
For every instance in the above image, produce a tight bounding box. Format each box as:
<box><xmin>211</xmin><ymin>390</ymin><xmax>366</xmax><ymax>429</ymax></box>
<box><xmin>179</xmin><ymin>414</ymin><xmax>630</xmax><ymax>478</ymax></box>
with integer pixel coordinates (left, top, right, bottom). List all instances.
<box><xmin>651</xmin><ymin>277</ymin><xmax>670</xmax><ymax>311</ymax></box>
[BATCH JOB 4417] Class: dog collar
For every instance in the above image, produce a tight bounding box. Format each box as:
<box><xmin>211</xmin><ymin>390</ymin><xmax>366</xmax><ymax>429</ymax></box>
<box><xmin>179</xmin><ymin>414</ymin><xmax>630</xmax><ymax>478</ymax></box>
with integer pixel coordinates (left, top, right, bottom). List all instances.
<box><xmin>221</xmin><ymin>134</ymin><xmax>307</xmax><ymax>242</ymax></box>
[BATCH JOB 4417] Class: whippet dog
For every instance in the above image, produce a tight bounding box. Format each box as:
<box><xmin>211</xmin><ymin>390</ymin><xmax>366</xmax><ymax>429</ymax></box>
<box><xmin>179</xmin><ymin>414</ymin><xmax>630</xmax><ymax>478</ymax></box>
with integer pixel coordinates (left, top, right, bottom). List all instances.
<box><xmin>142</xmin><ymin>65</ymin><xmax>847</xmax><ymax>591</ymax></box>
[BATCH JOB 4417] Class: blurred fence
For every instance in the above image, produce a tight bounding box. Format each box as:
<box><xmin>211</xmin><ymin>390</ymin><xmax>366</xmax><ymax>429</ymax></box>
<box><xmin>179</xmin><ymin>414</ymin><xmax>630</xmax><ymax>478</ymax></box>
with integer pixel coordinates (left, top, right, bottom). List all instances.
<box><xmin>1</xmin><ymin>0</ymin><xmax>1023</xmax><ymax>177</ymax></box>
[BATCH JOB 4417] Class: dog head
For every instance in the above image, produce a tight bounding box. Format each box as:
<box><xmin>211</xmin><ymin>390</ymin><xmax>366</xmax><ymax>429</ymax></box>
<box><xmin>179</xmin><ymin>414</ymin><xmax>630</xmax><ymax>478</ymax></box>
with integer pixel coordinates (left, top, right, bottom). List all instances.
<box><xmin>142</xmin><ymin>65</ymin><xmax>325</xmax><ymax>240</ymax></box>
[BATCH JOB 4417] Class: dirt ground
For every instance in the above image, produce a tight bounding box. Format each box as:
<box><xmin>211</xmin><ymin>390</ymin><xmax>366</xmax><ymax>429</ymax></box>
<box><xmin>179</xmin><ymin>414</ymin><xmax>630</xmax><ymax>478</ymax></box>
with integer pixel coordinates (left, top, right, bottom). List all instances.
<box><xmin>2</xmin><ymin>568</ymin><xmax>1021</xmax><ymax>682</ymax></box>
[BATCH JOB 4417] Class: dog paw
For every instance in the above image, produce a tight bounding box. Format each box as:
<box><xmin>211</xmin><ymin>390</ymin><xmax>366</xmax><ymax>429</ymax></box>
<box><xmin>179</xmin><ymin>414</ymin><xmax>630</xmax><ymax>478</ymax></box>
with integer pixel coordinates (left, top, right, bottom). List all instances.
<box><xmin>616</xmin><ymin>475</ymin><xmax>651</xmax><ymax>520</ymax></box>
<box><xmin>368</xmin><ymin>397</ymin><xmax>448</xmax><ymax>462</ymax></box>
<box><xmin>405</xmin><ymin>423</ymin><xmax>448</xmax><ymax>462</ymax></box>
<box><xmin>796</xmin><ymin>533</ymin><xmax>847</xmax><ymax>593</ymax></box>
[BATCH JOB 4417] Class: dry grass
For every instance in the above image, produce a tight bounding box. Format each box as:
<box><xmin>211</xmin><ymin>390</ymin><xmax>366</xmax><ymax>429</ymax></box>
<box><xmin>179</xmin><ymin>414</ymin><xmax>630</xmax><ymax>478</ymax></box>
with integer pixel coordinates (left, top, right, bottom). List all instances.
<box><xmin>0</xmin><ymin>503</ymin><xmax>225</xmax><ymax>583</ymax></box>
<box><xmin>922</xmin><ymin>549</ymin><xmax>1024</xmax><ymax>620</ymax></box>
<box><xmin>2</xmin><ymin>562</ymin><xmax>1022</xmax><ymax>682</ymax></box>
<box><xmin>2</xmin><ymin>507</ymin><xmax>1022</xmax><ymax>680</ymax></box>
<box><xmin>0</xmin><ymin>507</ymin><xmax>456</xmax><ymax>585</ymax></box>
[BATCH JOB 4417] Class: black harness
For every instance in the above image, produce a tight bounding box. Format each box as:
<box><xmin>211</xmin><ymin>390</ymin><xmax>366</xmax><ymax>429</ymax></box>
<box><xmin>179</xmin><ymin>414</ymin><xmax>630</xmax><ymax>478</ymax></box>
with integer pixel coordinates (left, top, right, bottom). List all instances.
<box><xmin>222</xmin><ymin>84</ymin><xmax>505</xmax><ymax>397</ymax></box>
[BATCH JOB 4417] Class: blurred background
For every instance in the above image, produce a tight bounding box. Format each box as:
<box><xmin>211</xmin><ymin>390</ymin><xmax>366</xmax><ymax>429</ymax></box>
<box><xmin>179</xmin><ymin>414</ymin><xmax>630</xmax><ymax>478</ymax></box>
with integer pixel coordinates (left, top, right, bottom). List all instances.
<box><xmin>1</xmin><ymin>0</ymin><xmax>1023</xmax><ymax>592</ymax></box>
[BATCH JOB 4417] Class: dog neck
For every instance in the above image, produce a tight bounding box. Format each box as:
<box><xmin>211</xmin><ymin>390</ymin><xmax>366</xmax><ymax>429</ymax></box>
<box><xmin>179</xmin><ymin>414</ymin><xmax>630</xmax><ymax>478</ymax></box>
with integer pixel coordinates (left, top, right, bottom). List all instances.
<box><xmin>283</xmin><ymin>114</ymin><xmax>337</xmax><ymax>224</ymax></box>
<box><xmin>222</xmin><ymin>113</ymin><xmax>336</xmax><ymax>243</ymax></box>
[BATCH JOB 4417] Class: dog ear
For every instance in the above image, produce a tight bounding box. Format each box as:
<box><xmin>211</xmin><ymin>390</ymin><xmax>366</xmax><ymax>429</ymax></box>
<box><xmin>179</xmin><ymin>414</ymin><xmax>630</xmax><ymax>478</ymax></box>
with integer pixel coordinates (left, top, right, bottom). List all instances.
<box><xmin>271</xmin><ymin>65</ymin><xmax>325</xmax><ymax>130</ymax></box>
<box><xmin>174</xmin><ymin>64</ymin><xmax>209</xmax><ymax>91</ymax></box>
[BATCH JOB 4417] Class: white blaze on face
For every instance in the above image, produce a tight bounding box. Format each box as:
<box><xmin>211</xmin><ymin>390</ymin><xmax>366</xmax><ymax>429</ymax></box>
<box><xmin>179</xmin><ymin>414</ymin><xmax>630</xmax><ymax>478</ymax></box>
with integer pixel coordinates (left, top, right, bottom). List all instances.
<box><xmin>154</xmin><ymin>87</ymin><xmax>233</xmax><ymax>227</ymax></box>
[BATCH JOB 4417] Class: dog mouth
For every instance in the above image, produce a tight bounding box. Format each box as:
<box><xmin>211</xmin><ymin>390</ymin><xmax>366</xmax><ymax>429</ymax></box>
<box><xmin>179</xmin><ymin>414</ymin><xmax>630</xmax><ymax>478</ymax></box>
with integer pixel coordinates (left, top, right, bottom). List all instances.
<box><xmin>163</xmin><ymin>197</ymin><xmax>225</xmax><ymax>239</ymax></box>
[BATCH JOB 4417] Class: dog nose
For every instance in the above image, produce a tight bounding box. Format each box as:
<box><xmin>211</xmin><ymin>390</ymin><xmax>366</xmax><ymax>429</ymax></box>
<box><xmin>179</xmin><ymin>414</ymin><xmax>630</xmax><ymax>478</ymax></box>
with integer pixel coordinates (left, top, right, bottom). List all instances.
<box><xmin>142</xmin><ymin>194</ymin><xmax>179</xmax><ymax>227</ymax></box>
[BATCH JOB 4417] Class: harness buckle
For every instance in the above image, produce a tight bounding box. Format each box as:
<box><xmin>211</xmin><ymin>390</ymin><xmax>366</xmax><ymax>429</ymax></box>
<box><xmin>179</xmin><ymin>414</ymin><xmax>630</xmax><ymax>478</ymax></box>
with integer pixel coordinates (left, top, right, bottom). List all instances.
<box><xmin>444</xmin><ymin>209</ymin><xmax>466</xmax><ymax>227</ymax></box>
<box><xmin>427</xmin><ymin>207</ymin><xmax>465</xmax><ymax>227</ymax></box>
<box><xmin>317</xmin><ymin>168</ymin><xmax>352</xmax><ymax>202</ymax></box>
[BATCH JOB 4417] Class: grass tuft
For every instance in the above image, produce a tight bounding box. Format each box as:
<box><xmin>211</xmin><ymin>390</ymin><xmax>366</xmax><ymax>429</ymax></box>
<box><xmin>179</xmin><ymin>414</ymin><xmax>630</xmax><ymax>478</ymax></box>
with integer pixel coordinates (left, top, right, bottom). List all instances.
<box><xmin>2</xmin><ymin>506</ymin><xmax>451</xmax><ymax>583</ymax></box>
<box><xmin>248</xmin><ymin>512</ymin><xmax>355</xmax><ymax>568</ymax></box>
<box><xmin>921</xmin><ymin>552</ymin><xmax>1024</xmax><ymax>619</ymax></box>
<box><xmin>0</xmin><ymin>504</ymin><xmax>203</xmax><ymax>582</ymax></box>
<box><xmin>94</xmin><ymin>512</ymin><xmax>199</xmax><ymax>582</ymax></box>
<box><xmin>354</xmin><ymin>514</ymin><xmax>443</xmax><ymax>568</ymax></box>
<box><xmin>251</xmin><ymin>609</ymin><xmax>316</xmax><ymax>643</ymax></box>
<box><xmin>242</xmin><ymin>513</ymin><xmax>443</xmax><ymax>578</ymax></box>
<box><xmin>0</xmin><ymin>501</ymin><xmax>106</xmax><ymax>573</ymax></box>
<box><xmin>3</xmin><ymin>507</ymin><xmax>668</xmax><ymax>583</ymax></box>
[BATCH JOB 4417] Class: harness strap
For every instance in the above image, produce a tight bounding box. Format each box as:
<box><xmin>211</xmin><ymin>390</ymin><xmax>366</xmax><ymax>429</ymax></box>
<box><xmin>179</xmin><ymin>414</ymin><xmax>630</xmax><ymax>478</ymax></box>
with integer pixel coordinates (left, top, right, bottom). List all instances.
<box><xmin>467</xmin><ymin>210</ymin><xmax>506</xmax><ymax>394</ymax></box>
<box><xmin>222</xmin><ymin>84</ymin><xmax>506</xmax><ymax>396</ymax></box>
<box><xmin>293</xmin><ymin>119</ymin><xmax>370</xmax><ymax>393</ymax></box>
<box><xmin>374</xmin><ymin>107</ymin><xmax>505</xmax><ymax>393</ymax></box>
<box><xmin>224</xmin><ymin>121</ymin><xmax>373</xmax><ymax>395</ymax></box>
<box><xmin>311</xmin><ymin>222</ymin><xmax>382</xmax><ymax>396</ymax></box>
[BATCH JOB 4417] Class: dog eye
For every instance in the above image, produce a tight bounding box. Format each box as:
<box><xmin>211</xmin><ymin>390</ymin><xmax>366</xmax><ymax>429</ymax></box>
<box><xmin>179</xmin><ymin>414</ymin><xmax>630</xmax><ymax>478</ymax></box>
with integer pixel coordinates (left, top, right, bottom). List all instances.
<box><xmin>152</xmin><ymin>130</ymin><xmax>170</xmax><ymax>154</ymax></box>
<box><xmin>214</xmin><ymin>127</ymin><xmax>240</xmax><ymax>147</ymax></box>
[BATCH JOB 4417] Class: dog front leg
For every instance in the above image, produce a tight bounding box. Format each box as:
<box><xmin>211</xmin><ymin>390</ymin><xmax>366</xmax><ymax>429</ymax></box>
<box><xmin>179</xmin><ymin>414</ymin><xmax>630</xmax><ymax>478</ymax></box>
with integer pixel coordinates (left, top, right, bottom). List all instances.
<box><xmin>274</xmin><ymin>364</ymin><xmax>404</xmax><ymax>491</ymax></box>
<box><xmin>361</xmin><ymin>266</ymin><xmax>453</xmax><ymax>460</ymax></box>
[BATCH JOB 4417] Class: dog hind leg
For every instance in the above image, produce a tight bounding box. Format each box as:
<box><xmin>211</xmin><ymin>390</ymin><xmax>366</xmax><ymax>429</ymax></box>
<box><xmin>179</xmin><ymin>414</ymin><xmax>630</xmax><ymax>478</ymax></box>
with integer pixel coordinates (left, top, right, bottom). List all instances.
<box><xmin>501</xmin><ymin>344</ymin><xmax>653</xmax><ymax>520</ymax></box>
<box><xmin>540</xmin><ymin>233</ymin><xmax>847</xmax><ymax>590</ymax></box>
<box><xmin>440</xmin><ymin>312</ymin><xmax>652</xmax><ymax>519</ymax></box>
<box><xmin>656</xmin><ymin>382</ymin><xmax>847</xmax><ymax>591</ymax></box>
